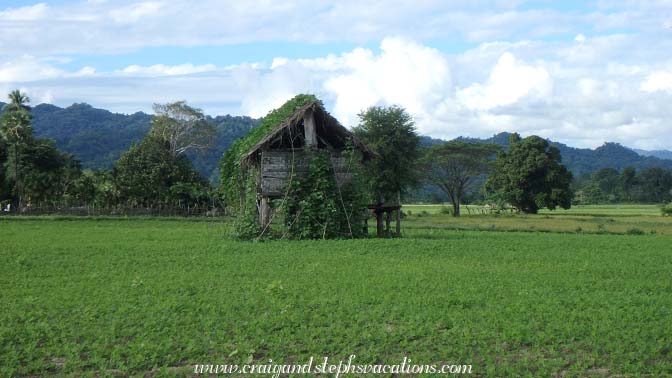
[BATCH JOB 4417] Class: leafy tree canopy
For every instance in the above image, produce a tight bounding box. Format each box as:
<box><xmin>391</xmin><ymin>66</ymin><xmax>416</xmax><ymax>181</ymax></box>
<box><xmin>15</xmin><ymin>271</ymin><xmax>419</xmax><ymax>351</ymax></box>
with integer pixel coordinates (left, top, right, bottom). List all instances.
<box><xmin>113</xmin><ymin>136</ymin><xmax>210</xmax><ymax>208</ymax></box>
<box><xmin>352</xmin><ymin>105</ymin><xmax>421</xmax><ymax>203</ymax></box>
<box><xmin>486</xmin><ymin>133</ymin><xmax>573</xmax><ymax>213</ymax></box>
<box><xmin>423</xmin><ymin>141</ymin><xmax>499</xmax><ymax>216</ymax></box>
<box><xmin>150</xmin><ymin>101</ymin><xmax>215</xmax><ymax>157</ymax></box>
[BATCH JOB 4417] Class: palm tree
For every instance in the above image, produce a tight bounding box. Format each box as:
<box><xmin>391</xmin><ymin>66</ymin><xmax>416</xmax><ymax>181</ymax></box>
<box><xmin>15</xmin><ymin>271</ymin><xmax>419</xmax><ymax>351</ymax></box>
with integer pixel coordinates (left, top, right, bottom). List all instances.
<box><xmin>3</xmin><ymin>90</ymin><xmax>31</xmax><ymax>112</ymax></box>
<box><xmin>1</xmin><ymin>90</ymin><xmax>32</xmax><ymax>209</ymax></box>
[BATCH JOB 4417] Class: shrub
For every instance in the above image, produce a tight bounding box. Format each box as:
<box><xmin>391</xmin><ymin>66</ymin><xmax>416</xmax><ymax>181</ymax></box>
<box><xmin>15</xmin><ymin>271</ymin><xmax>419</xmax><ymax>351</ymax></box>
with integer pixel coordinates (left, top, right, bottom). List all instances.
<box><xmin>231</xmin><ymin>173</ymin><xmax>262</xmax><ymax>240</ymax></box>
<box><xmin>626</xmin><ymin>228</ymin><xmax>645</xmax><ymax>235</ymax></box>
<box><xmin>662</xmin><ymin>203</ymin><xmax>672</xmax><ymax>216</ymax></box>
<box><xmin>283</xmin><ymin>149</ymin><xmax>367</xmax><ymax>240</ymax></box>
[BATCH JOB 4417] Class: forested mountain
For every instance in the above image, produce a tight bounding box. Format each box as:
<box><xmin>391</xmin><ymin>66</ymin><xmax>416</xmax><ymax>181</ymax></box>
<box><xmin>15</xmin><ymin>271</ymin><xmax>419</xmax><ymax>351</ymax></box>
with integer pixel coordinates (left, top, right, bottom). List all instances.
<box><xmin>3</xmin><ymin>102</ymin><xmax>670</xmax><ymax>181</ymax></box>
<box><xmin>632</xmin><ymin>148</ymin><xmax>672</xmax><ymax>160</ymax></box>
<box><xmin>455</xmin><ymin>132</ymin><xmax>672</xmax><ymax>176</ymax></box>
<box><xmin>0</xmin><ymin>102</ymin><xmax>259</xmax><ymax>181</ymax></box>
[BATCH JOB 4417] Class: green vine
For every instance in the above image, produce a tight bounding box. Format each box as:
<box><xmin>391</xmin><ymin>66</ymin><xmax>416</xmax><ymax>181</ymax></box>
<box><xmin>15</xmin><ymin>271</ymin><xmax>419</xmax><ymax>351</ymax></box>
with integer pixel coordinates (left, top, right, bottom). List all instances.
<box><xmin>283</xmin><ymin>148</ymin><xmax>368</xmax><ymax>240</ymax></box>
<box><xmin>219</xmin><ymin>94</ymin><xmax>320</xmax><ymax>212</ymax></box>
<box><xmin>231</xmin><ymin>171</ymin><xmax>262</xmax><ymax>240</ymax></box>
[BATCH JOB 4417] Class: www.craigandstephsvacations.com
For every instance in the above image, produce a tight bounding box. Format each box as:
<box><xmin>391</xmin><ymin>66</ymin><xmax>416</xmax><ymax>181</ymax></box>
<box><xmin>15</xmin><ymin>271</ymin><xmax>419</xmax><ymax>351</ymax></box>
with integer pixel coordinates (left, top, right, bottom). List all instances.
<box><xmin>194</xmin><ymin>356</ymin><xmax>472</xmax><ymax>376</ymax></box>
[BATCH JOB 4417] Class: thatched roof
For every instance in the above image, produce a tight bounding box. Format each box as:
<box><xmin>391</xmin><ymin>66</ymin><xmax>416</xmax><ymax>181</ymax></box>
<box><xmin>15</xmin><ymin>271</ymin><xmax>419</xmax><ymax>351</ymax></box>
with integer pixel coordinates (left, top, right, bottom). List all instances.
<box><xmin>241</xmin><ymin>100</ymin><xmax>373</xmax><ymax>165</ymax></box>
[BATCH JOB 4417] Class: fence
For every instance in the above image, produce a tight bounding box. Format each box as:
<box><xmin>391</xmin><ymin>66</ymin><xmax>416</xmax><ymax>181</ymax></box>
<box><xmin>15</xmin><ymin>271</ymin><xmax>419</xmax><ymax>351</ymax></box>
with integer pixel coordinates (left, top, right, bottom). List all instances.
<box><xmin>0</xmin><ymin>205</ymin><xmax>229</xmax><ymax>217</ymax></box>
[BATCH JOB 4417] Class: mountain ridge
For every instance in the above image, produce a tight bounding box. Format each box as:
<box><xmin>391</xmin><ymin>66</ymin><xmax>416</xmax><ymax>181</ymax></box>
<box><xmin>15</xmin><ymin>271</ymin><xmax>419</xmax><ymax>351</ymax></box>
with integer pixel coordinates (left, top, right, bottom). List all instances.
<box><xmin>2</xmin><ymin>102</ymin><xmax>671</xmax><ymax>180</ymax></box>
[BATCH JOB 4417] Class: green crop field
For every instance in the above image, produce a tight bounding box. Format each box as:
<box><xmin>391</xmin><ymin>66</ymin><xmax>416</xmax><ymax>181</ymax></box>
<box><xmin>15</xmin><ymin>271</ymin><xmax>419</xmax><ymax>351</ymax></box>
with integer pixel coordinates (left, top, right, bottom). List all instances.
<box><xmin>1</xmin><ymin>211</ymin><xmax>672</xmax><ymax>377</ymax></box>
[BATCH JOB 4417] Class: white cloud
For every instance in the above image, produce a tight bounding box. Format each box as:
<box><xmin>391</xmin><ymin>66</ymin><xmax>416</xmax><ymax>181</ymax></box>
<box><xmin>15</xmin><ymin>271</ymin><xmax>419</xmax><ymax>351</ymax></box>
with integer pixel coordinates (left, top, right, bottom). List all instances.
<box><xmin>457</xmin><ymin>53</ymin><xmax>551</xmax><ymax>111</ymax></box>
<box><xmin>3</xmin><ymin>0</ymin><xmax>669</xmax><ymax>57</ymax></box>
<box><xmin>641</xmin><ymin>71</ymin><xmax>672</xmax><ymax>93</ymax></box>
<box><xmin>0</xmin><ymin>3</ymin><xmax>48</xmax><ymax>21</ymax></box>
<box><xmin>323</xmin><ymin>38</ymin><xmax>452</xmax><ymax>126</ymax></box>
<box><xmin>0</xmin><ymin>55</ymin><xmax>63</xmax><ymax>82</ymax></box>
<box><xmin>2</xmin><ymin>0</ymin><xmax>672</xmax><ymax>152</ymax></box>
<box><xmin>119</xmin><ymin>63</ymin><xmax>217</xmax><ymax>76</ymax></box>
<box><xmin>109</xmin><ymin>1</ymin><xmax>162</xmax><ymax>24</ymax></box>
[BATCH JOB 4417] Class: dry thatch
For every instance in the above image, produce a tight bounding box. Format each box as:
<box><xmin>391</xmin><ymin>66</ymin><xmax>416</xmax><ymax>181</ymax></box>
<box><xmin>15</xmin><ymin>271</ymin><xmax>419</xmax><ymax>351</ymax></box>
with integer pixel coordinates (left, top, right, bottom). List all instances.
<box><xmin>241</xmin><ymin>100</ymin><xmax>373</xmax><ymax>165</ymax></box>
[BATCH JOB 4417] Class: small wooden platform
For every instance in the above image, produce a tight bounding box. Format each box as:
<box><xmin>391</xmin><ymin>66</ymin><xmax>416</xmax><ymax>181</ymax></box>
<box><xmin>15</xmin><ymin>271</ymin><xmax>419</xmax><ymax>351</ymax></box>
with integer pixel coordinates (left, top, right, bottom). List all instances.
<box><xmin>367</xmin><ymin>203</ymin><xmax>401</xmax><ymax>237</ymax></box>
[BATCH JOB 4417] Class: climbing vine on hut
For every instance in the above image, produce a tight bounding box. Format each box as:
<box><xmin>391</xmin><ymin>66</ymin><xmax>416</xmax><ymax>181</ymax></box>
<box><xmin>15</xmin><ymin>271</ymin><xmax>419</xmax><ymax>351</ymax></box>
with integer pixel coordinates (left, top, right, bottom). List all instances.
<box><xmin>219</xmin><ymin>94</ymin><xmax>320</xmax><ymax>211</ymax></box>
<box><xmin>283</xmin><ymin>148</ymin><xmax>368</xmax><ymax>240</ymax></box>
<box><xmin>219</xmin><ymin>94</ymin><xmax>371</xmax><ymax>240</ymax></box>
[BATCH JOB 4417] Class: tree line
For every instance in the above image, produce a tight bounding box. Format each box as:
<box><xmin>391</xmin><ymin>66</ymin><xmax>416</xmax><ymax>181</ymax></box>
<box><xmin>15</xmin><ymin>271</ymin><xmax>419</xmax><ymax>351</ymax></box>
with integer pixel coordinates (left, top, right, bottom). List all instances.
<box><xmin>573</xmin><ymin>167</ymin><xmax>672</xmax><ymax>204</ymax></box>
<box><xmin>0</xmin><ymin>92</ymin><xmax>215</xmax><ymax>212</ymax></box>
<box><xmin>1</xmin><ymin>90</ymin><xmax>671</xmax><ymax>215</ymax></box>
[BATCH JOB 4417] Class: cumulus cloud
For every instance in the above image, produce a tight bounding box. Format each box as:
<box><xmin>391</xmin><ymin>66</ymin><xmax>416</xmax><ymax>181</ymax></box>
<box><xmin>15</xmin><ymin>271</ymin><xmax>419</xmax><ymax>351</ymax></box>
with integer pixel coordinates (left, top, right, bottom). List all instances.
<box><xmin>119</xmin><ymin>63</ymin><xmax>217</xmax><ymax>77</ymax></box>
<box><xmin>641</xmin><ymin>71</ymin><xmax>672</xmax><ymax>93</ymax></box>
<box><xmin>323</xmin><ymin>38</ymin><xmax>452</xmax><ymax>126</ymax></box>
<box><xmin>456</xmin><ymin>52</ymin><xmax>551</xmax><ymax>111</ymax></box>
<box><xmin>3</xmin><ymin>0</ymin><xmax>672</xmax><ymax>150</ymax></box>
<box><xmin>2</xmin><ymin>0</ymin><xmax>670</xmax><ymax>57</ymax></box>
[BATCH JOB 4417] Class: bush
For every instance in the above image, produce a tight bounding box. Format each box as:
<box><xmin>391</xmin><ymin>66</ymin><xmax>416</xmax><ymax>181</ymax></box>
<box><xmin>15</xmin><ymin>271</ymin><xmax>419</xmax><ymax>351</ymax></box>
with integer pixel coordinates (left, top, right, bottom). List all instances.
<box><xmin>439</xmin><ymin>206</ymin><xmax>452</xmax><ymax>215</ymax></box>
<box><xmin>283</xmin><ymin>149</ymin><xmax>367</xmax><ymax>240</ymax></box>
<box><xmin>625</xmin><ymin>228</ymin><xmax>645</xmax><ymax>235</ymax></box>
<box><xmin>662</xmin><ymin>203</ymin><xmax>672</xmax><ymax>216</ymax></box>
<box><xmin>231</xmin><ymin>173</ymin><xmax>262</xmax><ymax>240</ymax></box>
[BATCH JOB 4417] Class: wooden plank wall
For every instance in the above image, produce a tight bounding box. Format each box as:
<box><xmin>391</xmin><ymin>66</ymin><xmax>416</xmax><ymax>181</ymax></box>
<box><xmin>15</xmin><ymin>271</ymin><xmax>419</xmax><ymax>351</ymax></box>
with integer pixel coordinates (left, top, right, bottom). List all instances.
<box><xmin>261</xmin><ymin>150</ymin><xmax>353</xmax><ymax>197</ymax></box>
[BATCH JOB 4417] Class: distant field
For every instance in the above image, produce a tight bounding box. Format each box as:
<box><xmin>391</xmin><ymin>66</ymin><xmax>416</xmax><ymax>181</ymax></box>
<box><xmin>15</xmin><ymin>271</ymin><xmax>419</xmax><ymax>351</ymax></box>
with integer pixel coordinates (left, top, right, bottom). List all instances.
<box><xmin>404</xmin><ymin>203</ymin><xmax>663</xmax><ymax>216</ymax></box>
<box><xmin>402</xmin><ymin>204</ymin><xmax>672</xmax><ymax>235</ymax></box>
<box><xmin>1</xmin><ymin>215</ymin><xmax>671</xmax><ymax>377</ymax></box>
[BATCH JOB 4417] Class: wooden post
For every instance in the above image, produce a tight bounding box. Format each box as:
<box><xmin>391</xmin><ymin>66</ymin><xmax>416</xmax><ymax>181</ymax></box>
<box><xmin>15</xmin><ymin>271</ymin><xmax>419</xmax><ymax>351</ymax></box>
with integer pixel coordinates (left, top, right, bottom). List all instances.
<box><xmin>396</xmin><ymin>191</ymin><xmax>401</xmax><ymax>236</ymax></box>
<box><xmin>363</xmin><ymin>211</ymin><xmax>369</xmax><ymax>235</ymax></box>
<box><xmin>396</xmin><ymin>208</ymin><xmax>401</xmax><ymax>236</ymax></box>
<box><xmin>385</xmin><ymin>210</ymin><xmax>391</xmax><ymax>236</ymax></box>
<box><xmin>259</xmin><ymin>196</ymin><xmax>271</xmax><ymax>229</ymax></box>
<box><xmin>376</xmin><ymin>211</ymin><xmax>384</xmax><ymax>238</ymax></box>
<box><xmin>303</xmin><ymin>108</ymin><xmax>317</xmax><ymax>147</ymax></box>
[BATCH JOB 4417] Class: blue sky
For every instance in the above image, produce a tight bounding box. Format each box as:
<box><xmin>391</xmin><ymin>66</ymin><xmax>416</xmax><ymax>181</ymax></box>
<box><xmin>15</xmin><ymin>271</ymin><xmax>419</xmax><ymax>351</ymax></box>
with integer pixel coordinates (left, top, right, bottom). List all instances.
<box><xmin>1</xmin><ymin>1</ymin><xmax>672</xmax><ymax>149</ymax></box>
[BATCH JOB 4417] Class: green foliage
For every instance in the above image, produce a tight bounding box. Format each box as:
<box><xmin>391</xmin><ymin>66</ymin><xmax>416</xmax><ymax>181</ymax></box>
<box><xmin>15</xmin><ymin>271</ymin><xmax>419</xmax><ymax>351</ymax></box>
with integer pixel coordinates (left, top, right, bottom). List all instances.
<box><xmin>1</xmin><ymin>93</ymin><xmax>83</xmax><ymax>207</ymax></box>
<box><xmin>283</xmin><ymin>149</ymin><xmax>367</xmax><ymax>240</ymax></box>
<box><xmin>0</xmin><ymin>109</ymin><xmax>33</xmax><ymax>144</ymax></box>
<box><xmin>112</xmin><ymin>136</ymin><xmax>210</xmax><ymax>207</ymax></box>
<box><xmin>458</xmin><ymin>132</ymin><xmax>672</xmax><ymax>177</ymax></box>
<box><xmin>17</xmin><ymin>102</ymin><xmax>258</xmax><ymax>177</ymax></box>
<box><xmin>150</xmin><ymin>101</ymin><xmax>215</xmax><ymax>157</ymax></box>
<box><xmin>219</xmin><ymin>94</ymin><xmax>319</xmax><ymax>210</ymax></box>
<box><xmin>18</xmin><ymin>139</ymin><xmax>78</xmax><ymax>205</ymax></box>
<box><xmin>486</xmin><ymin>134</ymin><xmax>573</xmax><ymax>214</ymax></box>
<box><xmin>0</xmin><ymin>138</ymin><xmax>8</xmax><ymax>201</ymax></box>
<box><xmin>662</xmin><ymin>203</ymin><xmax>672</xmax><ymax>216</ymax></box>
<box><xmin>231</xmin><ymin>172</ymin><xmax>262</xmax><ymax>240</ymax></box>
<box><xmin>3</xmin><ymin>90</ymin><xmax>30</xmax><ymax>112</ymax></box>
<box><xmin>3</xmin><ymin>219</ymin><xmax>672</xmax><ymax>376</ymax></box>
<box><xmin>423</xmin><ymin>141</ymin><xmax>499</xmax><ymax>216</ymax></box>
<box><xmin>574</xmin><ymin>166</ymin><xmax>672</xmax><ymax>204</ymax></box>
<box><xmin>353</xmin><ymin>105</ymin><xmax>421</xmax><ymax>203</ymax></box>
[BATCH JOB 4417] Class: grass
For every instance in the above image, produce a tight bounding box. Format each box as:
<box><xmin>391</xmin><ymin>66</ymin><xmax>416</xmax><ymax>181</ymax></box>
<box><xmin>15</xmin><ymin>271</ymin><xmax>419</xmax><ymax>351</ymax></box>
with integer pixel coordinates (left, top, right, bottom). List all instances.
<box><xmin>1</xmin><ymin>209</ymin><xmax>672</xmax><ymax>377</ymax></box>
<box><xmin>403</xmin><ymin>204</ymin><xmax>672</xmax><ymax>235</ymax></box>
<box><xmin>403</xmin><ymin>204</ymin><xmax>663</xmax><ymax>216</ymax></box>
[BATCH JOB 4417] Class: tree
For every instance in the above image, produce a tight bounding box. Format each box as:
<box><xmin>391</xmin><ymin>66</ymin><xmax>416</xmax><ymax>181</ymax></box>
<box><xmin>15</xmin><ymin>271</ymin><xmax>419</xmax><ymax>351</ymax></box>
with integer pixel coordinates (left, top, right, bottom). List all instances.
<box><xmin>352</xmin><ymin>105</ymin><xmax>421</xmax><ymax>204</ymax></box>
<box><xmin>3</xmin><ymin>90</ymin><xmax>31</xmax><ymax>112</ymax></box>
<box><xmin>619</xmin><ymin>166</ymin><xmax>637</xmax><ymax>202</ymax></box>
<box><xmin>637</xmin><ymin>167</ymin><xmax>672</xmax><ymax>203</ymax></box>
<box><xmin>423</xmin><ymin>141</ymin><xmax>499</xmax><ymax>216</ymax></box>
<box><xmin>150</xmin><ymin>101</ymin><xmax>215</xmax><ymax>157</ymax></box>
<box><xmin>19</xmin><ymin>139</ymin><xmax>71</xmax><ymax>205</ymax></box>
<box><xmin>113</xmin><ymin>136</ymin><xmax>210</xmax><ymax>207</ymax></box>
<box><xmin>485</xmin><ymin>133</ymin><xmax>573</xmax><ymax>213</ymax></box>
<box><xmin>0</xmin><ymin>90</ymin><xmax>34</xmax><ymax>207</ymax></box>
<box><xmin>0</xmin><ymin>137</ymin><xmax>8</xmax><ymax>203</ymax></box>
<box><xmin>591</xmin><ymin>168</ymin><xmax>620</xmax><ymax>202</ymax></box>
